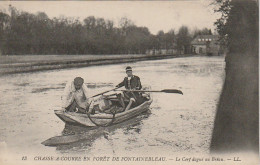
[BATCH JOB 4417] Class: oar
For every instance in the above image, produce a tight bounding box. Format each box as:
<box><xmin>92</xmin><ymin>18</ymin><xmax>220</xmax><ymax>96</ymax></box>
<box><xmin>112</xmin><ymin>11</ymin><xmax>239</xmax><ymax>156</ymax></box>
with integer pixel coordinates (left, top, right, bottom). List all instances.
<box><xmin>90</xmin><ymin>87</ymin><xmax>121</xmax><ymax>98</ymax></box>
<box><xmin>115</xmin><ymin>89</ymin><xmax>183</xmax><ymax>95</ymax></box>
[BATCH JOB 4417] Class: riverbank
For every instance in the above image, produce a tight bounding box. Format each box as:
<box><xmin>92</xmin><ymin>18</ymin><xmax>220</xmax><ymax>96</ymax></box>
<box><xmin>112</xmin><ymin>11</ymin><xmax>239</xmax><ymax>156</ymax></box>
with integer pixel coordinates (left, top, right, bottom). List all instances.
<box><xmin>0</xmin><ymin>54</ymin><xmax>192</xmax><ymax>75</ymax></box>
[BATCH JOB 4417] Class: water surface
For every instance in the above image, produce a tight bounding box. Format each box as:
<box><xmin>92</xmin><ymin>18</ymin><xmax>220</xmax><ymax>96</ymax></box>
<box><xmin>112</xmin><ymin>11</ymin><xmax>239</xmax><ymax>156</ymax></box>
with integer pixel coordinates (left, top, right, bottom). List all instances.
<box><xmin>0</xmin><ymin>56</ymin><xmax>225</xmax><ymax>157</ymax></box>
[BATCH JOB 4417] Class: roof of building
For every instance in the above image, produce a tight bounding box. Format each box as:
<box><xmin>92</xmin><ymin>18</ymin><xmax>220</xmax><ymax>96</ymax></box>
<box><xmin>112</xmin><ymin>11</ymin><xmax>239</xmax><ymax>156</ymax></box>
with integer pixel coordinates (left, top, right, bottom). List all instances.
<box><xmin>191</xmin><ymin>35</ymin><xmax>219</xmax><ymax>45</ymax></box>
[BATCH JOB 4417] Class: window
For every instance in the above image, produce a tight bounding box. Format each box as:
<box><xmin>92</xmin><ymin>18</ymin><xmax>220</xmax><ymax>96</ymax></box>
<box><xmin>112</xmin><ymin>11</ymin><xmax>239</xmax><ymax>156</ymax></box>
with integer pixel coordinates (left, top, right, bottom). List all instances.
<box><xmin>202</xmin><ymin>39</ymin><xmax>205</xmax><ymax>41</ymax></box>
<box><xmin>198</xmin><ymin>39</ymin><xmax>201</xmax><ymax>41</ymax></box>
<box><xmin>206</xmin><ymin>39</ymin><xmax>208</xmax><ymax>41</ymax></box>
<box><xmin>209</xmin><ymin>39</ymin><xmax>212</xmax><ymax>41</ymax></box>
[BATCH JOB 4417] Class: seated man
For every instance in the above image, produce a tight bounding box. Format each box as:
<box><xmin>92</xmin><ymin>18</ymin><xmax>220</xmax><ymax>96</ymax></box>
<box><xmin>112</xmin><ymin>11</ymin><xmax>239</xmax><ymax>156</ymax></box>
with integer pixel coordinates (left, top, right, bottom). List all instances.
<box><xmin>62</xmin><ymin>77</ymin><xmax>90</xmax><ymax>113</ymax></box>
<box><xmin>116</xmin><ymin>66</ymin><xmax>143</xmax><ymax>111</ymax></box>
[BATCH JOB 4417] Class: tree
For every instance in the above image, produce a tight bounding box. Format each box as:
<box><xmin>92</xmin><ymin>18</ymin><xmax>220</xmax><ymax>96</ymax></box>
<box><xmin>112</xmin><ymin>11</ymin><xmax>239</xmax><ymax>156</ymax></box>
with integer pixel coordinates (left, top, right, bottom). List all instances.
<box><xmin>156</xmin><ymin>30</ymin><xmax>165</xmax><ymax>51</ymax></box>
<box><xmin>212</xmin><ymin>0</ymin><xmax>231</xmax><ymax>48</ymax></box>
<box><xmin>119</xmin><ymin>17</ymin><xmax>134</xmax><ymax>31</ymax></box>
<box><xmin>192</xmin><ymin>27</ymin><xmax>213</xmax><ymax>38</ymax></box>
<box><xmin>164</xmin><ymin>29</ymin><xmax>175</xmax><ymax>50</ymax></box>
<box><xmin>0</xmin><ymin>11</ymin><xmax>10</xmax><ymax>54</ymax></box>
<box><xmin>0</xmin><ymin>12</ymin><xmax>10</xmax><ymax>32</ymax></box>
<box><xmin>210</xmin><ymin>0</ymin><xmax>259</xmax><ymax>153</ymax></box>
<box><xmin>176</xmin><ymin>26</ymin><xmax>192</xmax><ymax>54</ymax></box>
<box><xmin>0</xmin><ymin>7</ymin><xmax>154</xmax><ymax>55</ymax></box>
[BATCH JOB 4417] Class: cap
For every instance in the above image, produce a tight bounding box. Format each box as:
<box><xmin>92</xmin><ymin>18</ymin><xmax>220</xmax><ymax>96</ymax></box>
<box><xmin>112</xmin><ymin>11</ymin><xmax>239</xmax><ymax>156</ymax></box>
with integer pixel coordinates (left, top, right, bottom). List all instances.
<box><xmin>125</xmin><ymin>66</ymin><xmax>132</xmax><ymax>71</ymax></box>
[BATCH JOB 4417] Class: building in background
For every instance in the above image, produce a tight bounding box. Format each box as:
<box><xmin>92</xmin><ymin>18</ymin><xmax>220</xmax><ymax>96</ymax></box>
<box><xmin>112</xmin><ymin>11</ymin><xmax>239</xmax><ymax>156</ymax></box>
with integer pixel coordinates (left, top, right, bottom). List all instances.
<box><xmin>146</xmin><ymin>48</ymin><xmax>178</xmax><ymax>55</ymax></box>
<box><xmin>146</xmin><ymin>42</ymin><xmax>178</xmax><ymax>55</ymax></box>
<box><xmin>191</xmin><ymin>35</ymin><xmax>223</xmax><ymax>56</ymax></box>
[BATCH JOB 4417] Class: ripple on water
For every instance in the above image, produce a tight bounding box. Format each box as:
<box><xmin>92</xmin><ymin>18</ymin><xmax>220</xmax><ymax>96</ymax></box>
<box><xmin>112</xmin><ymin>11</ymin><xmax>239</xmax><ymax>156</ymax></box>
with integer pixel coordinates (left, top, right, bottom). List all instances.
<box><xmin>31</xmin><ymin>87</ymin><xmax>64</xmax><ymax>93</ymax></box>
<box><xmin>0</xmin><ymin>56</ymin><xmax>225</xmax><ymax>156</ymax></box>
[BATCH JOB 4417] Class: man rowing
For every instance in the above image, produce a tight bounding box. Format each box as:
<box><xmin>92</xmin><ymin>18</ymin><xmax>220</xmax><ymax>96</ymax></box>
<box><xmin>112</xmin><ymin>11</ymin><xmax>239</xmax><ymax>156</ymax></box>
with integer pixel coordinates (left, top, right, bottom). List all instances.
<box><xmin>116</xmin><ymin>66</ymin><xmax>143</xmax><ymax>111</ymax></box>
<box><xmin>62</xmin><ymin>77</ymin><xmax>91</xmax><ymax>113</ymax></box>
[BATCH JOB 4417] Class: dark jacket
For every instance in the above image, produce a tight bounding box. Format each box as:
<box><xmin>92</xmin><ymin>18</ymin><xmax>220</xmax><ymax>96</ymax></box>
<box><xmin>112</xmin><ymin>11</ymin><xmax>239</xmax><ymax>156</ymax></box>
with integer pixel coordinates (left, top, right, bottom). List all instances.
<box><xmin>116</xmin><ymin>75</ymin><xmax>142</xmax><ymax>90</ymax></box>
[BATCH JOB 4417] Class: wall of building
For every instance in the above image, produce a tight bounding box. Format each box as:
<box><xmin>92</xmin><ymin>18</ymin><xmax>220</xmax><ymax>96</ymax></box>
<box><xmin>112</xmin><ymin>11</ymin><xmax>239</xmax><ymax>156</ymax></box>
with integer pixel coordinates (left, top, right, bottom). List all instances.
<box><xmin>146</xmin><ymin>49</ymin><xmax>178</xmax><ymax>55</ymax></box>
<box><xmin>192</xmin><ymin>44</ymin><xmax>223</xmax><ymax>56</ymax></box>
<box><xmin>193</xmin><ymin>45</ymin><xmax>207</xmax><ymax>54</ymax></box>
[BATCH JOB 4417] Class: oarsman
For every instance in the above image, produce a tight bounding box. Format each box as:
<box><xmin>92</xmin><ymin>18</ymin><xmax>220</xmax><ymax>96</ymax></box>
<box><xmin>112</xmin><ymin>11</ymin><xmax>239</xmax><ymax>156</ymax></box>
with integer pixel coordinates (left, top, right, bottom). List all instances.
<box><xmin>116</xmin><ymin>66</ymin><xmax>143</xmax><ymax>111</ymax></box>
<box><xmin>62</xmin><ymin>77</ymin><xmax>91</xmax><ymax>113</ymax></box>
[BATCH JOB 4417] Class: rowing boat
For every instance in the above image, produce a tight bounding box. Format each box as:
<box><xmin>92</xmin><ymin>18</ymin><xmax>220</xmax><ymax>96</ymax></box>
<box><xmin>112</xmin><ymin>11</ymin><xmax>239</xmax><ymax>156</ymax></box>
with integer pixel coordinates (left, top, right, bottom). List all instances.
<box><xmin>54</xmin><ymin>97</ymin><xmax>152</xmax><ymax>127</ymax></box>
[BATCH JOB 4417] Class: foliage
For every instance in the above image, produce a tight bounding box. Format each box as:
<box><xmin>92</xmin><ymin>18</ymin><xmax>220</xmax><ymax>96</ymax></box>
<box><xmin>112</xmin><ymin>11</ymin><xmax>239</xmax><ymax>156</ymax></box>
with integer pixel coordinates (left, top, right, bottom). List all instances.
<box><xmin>0</xmin><ymin>6</ymin><xmax>212</xmax><ymax>55</ymax></box>
<box><xmin>192</xmin><ymin>28</ymin><xmax>212</xmax><ymax>38</ymax></box>
<box><xmin>212</xmin><ymin>0</ymin><xmax>231</xmax><ymax>47</ymax></box>
<box><xmin>213</xmin><ymin>0</ymin><xmax>258</xmax><ymax>53</ymax></box>
<box><xmin>176</xmin><ymin>26</ymin><xmax>192</xmax><ymax>54</ymax></box>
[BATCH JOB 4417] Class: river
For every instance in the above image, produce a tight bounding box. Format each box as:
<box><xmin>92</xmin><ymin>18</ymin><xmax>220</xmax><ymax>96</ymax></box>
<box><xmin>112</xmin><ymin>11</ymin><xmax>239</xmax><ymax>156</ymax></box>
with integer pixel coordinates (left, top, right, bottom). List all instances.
<box><xmin>0</xmin><ymin>56</ymin><xmax>225</xmax><ymax>159</ymax></box>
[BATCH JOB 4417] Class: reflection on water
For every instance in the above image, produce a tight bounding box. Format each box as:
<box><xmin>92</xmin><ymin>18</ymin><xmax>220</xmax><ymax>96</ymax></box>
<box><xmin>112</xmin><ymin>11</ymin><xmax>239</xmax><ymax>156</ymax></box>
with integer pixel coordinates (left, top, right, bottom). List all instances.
<box><xmin>30</xmin><ymin>82</ymin><xmax>113</xmax><ymax>93</ymax></box>
<box><xmin>55</xmin><ymin>111</ymin><xmax>151</xmax><ymax>154</ymax></box>
<box><xmin>86</xmin><ymin>82</ymin><xmax>114</xmax><ymax>89</ymax></box>
<box><xmin>0</xmin><ymin>56</ymin><xmax>225</xmax><ymax>156</ymax></box>
<box><xmin>32</xmin><ymin>87</ymin><xmax>64</xmax><ymax>93</ymax></box>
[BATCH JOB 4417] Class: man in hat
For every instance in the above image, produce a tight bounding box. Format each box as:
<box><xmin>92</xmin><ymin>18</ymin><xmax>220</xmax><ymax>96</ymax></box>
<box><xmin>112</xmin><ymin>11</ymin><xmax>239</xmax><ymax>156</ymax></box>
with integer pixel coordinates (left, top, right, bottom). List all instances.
<box><xmin>62</xmin><ymin>77</ymin><xmax>90</xmax><ymax>113</ymax></box>
<box><xmin>116</xmin><ymin>66</ymin><xmax>143</xmax><ymax>111</ymax></box>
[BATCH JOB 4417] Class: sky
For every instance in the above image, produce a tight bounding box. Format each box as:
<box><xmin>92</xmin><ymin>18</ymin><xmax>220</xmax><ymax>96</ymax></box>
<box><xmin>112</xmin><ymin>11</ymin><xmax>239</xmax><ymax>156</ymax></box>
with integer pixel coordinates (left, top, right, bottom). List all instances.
<box><xmin>0</xmin><ymin>1</ymin><xmax>220</xmax><ymax>35</ymax></box>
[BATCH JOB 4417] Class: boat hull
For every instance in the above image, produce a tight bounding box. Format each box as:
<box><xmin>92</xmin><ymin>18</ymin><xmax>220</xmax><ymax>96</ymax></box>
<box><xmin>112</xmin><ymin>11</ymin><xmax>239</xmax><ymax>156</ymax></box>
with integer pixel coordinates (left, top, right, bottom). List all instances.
<box><xmin>55</xmin><ymin>99</ymin><xmax>152</xmax><ymax>127</ymax></box>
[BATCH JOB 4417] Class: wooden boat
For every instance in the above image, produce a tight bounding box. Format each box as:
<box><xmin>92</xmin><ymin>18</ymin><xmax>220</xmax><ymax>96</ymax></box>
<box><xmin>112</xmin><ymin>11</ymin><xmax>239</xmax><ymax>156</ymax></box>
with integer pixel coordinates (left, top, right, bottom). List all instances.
<box><xmin>54</xmin><ymin>97</ymin><xmax>152</xmax><ymax>127</ymax></box>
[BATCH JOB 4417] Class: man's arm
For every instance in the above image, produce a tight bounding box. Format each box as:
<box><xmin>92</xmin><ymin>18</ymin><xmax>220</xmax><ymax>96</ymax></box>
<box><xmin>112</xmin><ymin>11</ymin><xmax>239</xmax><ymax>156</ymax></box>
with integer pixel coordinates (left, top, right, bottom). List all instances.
<box><xmin>116</xmin><ymin>79</ymin><xmax>125</xmax><ymax>88</ymax></box>
<box><xmin>82</xmin><ymin>83</ymin><xmax>90</xmax><ymax>99</ymax></box>
<box><xmin>82</xmin><ymin>83</ymin><xmax>92</xmax><ymax>108</ymax></box>
<box><xmin>136</xmin><ymin>76</ymin><xmax>142</xmax><ymax>90</ymax></box>
<box><xmin>62</xmin><ymin>81</ymin><xmax>73</xmax><ymax>108</ymax></box>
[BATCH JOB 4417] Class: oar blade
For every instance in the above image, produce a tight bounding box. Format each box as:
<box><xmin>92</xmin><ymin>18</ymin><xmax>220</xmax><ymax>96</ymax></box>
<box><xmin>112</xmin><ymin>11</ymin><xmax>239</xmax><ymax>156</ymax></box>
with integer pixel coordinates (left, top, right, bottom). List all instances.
<box><xmin>161</xmin><ymin>89</ymin><xmax>183</xmax><ymax>95</ymax></box>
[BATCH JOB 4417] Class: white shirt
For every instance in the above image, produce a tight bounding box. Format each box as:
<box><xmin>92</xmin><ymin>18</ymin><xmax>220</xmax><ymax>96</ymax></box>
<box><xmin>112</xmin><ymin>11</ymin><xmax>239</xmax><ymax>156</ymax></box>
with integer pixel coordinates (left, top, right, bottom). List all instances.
<box><xmin>62</xmin><ymin>81</ymin><xmax>90</xmax><ymax>109</ymax></box>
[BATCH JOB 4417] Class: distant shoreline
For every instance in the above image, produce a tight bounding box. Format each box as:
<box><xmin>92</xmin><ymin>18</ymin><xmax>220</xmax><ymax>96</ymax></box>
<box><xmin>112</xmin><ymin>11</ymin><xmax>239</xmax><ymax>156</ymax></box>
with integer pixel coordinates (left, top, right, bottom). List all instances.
<box><xmin>0</xmin><ymin>54</ymin><xmax>195</xmax><ymax>75</ymax></box>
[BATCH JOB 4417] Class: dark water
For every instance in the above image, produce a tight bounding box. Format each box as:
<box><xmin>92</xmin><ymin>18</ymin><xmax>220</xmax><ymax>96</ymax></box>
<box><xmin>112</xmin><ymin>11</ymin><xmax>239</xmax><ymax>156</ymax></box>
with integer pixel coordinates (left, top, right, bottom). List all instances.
<box><xmin>0</xmin><ymin>56</ymin><xmax>225</xmax><ymax>157</ymax></box>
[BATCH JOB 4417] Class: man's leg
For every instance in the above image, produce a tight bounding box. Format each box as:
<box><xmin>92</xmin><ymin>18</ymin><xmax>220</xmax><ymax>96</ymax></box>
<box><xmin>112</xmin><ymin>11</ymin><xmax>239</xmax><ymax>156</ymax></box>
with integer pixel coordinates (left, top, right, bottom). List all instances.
<box><xmin>125</xmin><ymin>98</ymin><xmax>135</xmax><ymax>111</ymax></box>
<box><xmin>74</xmin><ymin>102</ymin><xmax>87</xmax><ymax>114</ymax></box>
<box><xmin>117</xmin><ymin>93</ymin><xmax>126</xmax><ymax>109</ymax></box>
<box><xmin>135</xmin><ymin>94</ymin><xmax>145</xmax><ymax>106</ymax></box>
<box><xmin>66</xmin><ymin>100</ymin><xmax>87</xmax><ymax>113</ymax></box>
<box><xmin>66</xmin><ymin>100</ymin><xmax>77</xmax><ymax>112</ymax></box>
<box><xmin>77</xmin><ymin>107</ymin><xmax>87</xmax><ymax>113</ymax></box>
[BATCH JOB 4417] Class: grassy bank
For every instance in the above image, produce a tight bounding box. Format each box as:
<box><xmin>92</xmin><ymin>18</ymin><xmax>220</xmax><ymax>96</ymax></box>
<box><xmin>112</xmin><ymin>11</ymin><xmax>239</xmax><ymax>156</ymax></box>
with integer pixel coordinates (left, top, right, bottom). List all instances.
<box><xmin>0</xmin><ymin>54</ymin><xmax>191</xmax><ymax>75</ymax></box>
